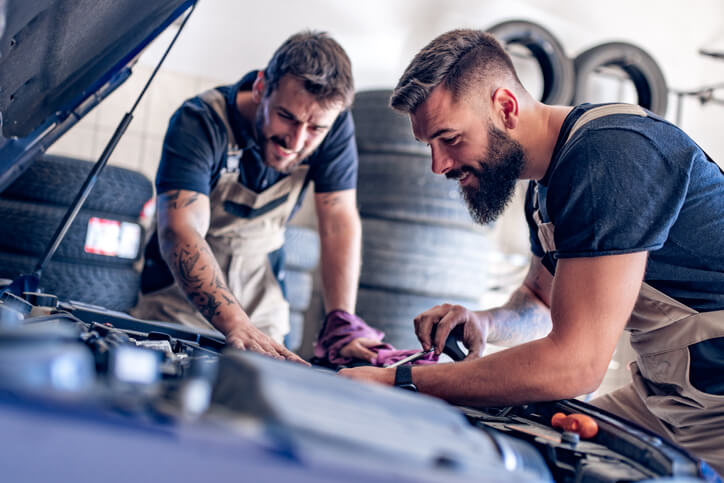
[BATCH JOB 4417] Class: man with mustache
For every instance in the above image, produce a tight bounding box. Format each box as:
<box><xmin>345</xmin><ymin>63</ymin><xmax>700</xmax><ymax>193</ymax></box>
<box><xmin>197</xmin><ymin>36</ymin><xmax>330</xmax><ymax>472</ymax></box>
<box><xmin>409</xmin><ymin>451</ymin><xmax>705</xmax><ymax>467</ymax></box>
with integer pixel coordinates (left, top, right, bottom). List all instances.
<box><xmin>340</xmin><ymin>29</ymin><xmax>724</xmax><ymax>472</ymax></box>
<box><xmin>133</xmin><ymin>31</ymin><xmax>375</xmax><ymax>363</ymax></box>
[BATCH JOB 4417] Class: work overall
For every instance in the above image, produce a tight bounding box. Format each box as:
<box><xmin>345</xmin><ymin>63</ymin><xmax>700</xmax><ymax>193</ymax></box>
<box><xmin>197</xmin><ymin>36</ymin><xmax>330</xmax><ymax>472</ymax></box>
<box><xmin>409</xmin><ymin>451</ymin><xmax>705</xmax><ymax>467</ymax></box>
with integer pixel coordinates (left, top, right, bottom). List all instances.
<box><xmin>533</xmin><ymin>104</ymin><xmax>724</xmax><ymax>473</ymax></box>
<box><xmin>133</xmin><ymin>89</ymin><xmax>308</xmax><ymax>343</ymax></box>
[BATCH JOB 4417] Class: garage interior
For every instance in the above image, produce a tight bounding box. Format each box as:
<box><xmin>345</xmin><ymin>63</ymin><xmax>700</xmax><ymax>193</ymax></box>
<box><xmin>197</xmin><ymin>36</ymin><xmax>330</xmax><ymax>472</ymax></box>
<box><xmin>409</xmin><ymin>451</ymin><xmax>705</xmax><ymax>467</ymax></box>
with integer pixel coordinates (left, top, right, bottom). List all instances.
<box><xmin>44</xmin><ymin>0</ymin><xmax>724</xmax><ymax>392</ymax></box>
<box><xmin>1</xmin><ymin>0</ymin><xmax>723</xmax><ymax>481</ymax></box>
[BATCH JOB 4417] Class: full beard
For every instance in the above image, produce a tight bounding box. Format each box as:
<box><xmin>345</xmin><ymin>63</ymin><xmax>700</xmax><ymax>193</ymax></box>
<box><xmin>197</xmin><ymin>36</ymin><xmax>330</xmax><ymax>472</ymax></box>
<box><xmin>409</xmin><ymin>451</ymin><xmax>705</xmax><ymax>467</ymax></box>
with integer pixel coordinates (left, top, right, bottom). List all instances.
<box><xmin>450</xmin><ymin>126</ymin><xmax>526</xmax><ymax>225</ymax></box>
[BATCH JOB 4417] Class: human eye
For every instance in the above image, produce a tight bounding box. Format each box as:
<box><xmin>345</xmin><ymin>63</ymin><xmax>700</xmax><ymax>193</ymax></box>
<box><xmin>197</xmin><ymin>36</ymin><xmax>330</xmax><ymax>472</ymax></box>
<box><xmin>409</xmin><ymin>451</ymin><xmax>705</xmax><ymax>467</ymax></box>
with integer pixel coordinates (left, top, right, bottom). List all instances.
<box><xmin>442</xmin><ymin>135</ymin><xmax>460</xmax><ymax>145</ymax></box>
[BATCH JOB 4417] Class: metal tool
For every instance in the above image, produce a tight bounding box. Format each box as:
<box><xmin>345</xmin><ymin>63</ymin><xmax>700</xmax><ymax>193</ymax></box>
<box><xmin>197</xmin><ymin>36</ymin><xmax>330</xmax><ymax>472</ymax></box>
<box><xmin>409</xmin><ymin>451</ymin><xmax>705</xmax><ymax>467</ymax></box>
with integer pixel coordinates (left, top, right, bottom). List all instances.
<box><xmin>385</xmin><ymin>348</ymin><xmax>434</xmax><ymax>368</ymax></box>
<box><xmin>385</xmin><ymin>324</ymin><xmax>468</xmax><ymax>368</ymax></box>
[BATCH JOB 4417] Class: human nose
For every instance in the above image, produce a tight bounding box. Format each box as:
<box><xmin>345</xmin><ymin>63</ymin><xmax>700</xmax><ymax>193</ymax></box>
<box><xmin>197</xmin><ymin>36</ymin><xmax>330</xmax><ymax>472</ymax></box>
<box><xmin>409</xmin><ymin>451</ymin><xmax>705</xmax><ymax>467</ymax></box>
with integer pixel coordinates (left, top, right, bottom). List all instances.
<box><xmin>286</xmin><ymin>123</ymin><xmax>306</xmax><ymax>153</ymax></box>
<box><xmin>430</xmin><ymin>145</ymin><xmax>453</xmax><ymax>175</ymax></box>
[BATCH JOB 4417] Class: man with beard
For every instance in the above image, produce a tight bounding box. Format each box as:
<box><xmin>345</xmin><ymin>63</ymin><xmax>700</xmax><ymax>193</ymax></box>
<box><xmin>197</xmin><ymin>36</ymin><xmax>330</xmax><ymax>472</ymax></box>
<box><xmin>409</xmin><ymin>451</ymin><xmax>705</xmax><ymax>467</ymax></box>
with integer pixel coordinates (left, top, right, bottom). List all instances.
<box><xmin>133</xmin><ymin>31</ymin><xmax>378</xmax><ymax>363</ymax></box>
<box><xmin>340</xmin><ymin>29</ymin><xmax>724</xmax><ymax>472</ymax></box>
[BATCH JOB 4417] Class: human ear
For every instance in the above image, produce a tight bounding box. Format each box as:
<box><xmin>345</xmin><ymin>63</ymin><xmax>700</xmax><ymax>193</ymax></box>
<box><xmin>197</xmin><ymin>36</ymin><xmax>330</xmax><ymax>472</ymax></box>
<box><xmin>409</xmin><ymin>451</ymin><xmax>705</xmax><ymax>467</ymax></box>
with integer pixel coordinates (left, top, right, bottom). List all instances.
<box><xmin>492</xmin><ymin>88</ymin><xmax>519</xmax><ymax>129</ymax></box>
<box><xmin>251</xmin><ymin>71</ymin><xmax>265</xmax><ymax>102</ymax></box>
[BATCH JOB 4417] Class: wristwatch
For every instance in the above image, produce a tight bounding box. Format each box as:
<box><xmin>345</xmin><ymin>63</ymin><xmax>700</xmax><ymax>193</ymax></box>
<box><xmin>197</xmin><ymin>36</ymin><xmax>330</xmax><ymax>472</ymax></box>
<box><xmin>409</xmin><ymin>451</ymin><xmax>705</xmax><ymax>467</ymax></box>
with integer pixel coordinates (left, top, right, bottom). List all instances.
<box><xmin>394</xmin><ymin>364</ymin><xmax>417</xmax><ymax>392</ymax></box>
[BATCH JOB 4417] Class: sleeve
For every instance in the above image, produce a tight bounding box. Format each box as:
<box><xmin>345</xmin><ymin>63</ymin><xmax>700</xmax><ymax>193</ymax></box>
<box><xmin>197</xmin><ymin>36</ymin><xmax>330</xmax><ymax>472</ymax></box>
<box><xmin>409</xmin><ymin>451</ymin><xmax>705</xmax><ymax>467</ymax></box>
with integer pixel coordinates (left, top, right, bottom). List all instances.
<box><xmin>308</xmin><ymin>109</ymin><xmax>359</xmax><ymax>193</ymax></box>
<box><xmin>547</xmin><ymin>128</ymin><xmax>690</xmax><ymax>258</ymax></box>
<box><xmin>155</xmin><ymin>99</ymin><xmax>226</xmax><ymax>196</ymax></box>
<box><xmin>524</xmin><ymin>181</ymin><xmax>545</xmax><ymax>258</ymax></box>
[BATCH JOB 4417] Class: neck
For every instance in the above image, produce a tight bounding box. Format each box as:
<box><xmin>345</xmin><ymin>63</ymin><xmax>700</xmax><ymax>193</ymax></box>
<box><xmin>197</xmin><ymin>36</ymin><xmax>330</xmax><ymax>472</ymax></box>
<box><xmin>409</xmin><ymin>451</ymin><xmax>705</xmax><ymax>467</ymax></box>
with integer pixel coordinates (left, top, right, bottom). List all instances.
<box><xmin>518</xmin><ymin>102</ymin><xmax>573</xmax><ymax>181</ymax></box>
<box><xmin>236</xmin><ymin>90</ymin><xmax>257</xmax><ymax>127</ymax></box>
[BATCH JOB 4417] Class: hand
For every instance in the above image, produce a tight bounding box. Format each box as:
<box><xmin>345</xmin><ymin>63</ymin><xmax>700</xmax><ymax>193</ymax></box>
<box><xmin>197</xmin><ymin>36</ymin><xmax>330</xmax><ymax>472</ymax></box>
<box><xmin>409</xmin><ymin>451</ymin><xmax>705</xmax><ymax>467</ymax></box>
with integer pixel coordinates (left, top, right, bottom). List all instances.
<box><xmin>226</xmin><ymin>322</ymin><xmax>310</xmax><ymax>366</ymax></box>
<box><xmin>338</xmin><ymin>366</ymin><xmax>394</xmax><ymax>385</ymax></box>
<box><xmin>414</xmin><ymin>304</ymin><xmax>489</xmax><ymax>360</ymax></box>
<box><xmin>338</xmin><ymin>337</ymin><xmax>381</xmax><ymax>363</ymax></box>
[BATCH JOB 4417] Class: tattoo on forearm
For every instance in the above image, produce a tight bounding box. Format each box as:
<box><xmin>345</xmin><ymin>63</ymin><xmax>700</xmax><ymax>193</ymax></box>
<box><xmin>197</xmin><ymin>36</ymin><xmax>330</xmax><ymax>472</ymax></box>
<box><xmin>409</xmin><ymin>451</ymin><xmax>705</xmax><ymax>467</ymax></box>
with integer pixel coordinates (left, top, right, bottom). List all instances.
<box><xmin>165</xmin><ymin>190</ymin><xmax>200</xmax><ymax>210</ymax></box>
<box><xmin>170</xmin><ymin>241</ymin><xmax>239</xmax><ymax>322</ymax></box>
<box><xmin>320</xmin><ymin>193</ymin><xmax>341</xmax><ymax>207</ymax></box>
<box><xmin>489</xmin><ymin>290</ymin><xmax>552</xmax><ymax>345</ymax></box>
<box><xmin>189</xmin><ymin>291</ymin><xmax>222</xmax><ymax>321</ymax></box>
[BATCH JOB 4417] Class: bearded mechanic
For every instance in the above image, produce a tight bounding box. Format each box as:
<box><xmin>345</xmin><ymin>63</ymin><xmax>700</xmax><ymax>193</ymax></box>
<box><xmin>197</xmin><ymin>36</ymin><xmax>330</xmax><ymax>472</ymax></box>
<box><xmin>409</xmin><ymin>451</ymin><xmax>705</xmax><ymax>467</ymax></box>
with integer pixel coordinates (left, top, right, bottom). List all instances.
<box><xmin>132</xmin><ymin>31</ymin><xmax>378</xmax><ymax>363</ymax></box>
<box><xmin>340</xmin><ymin>29</ymin><xmax>724</xmax><ymax>472</ymax></box>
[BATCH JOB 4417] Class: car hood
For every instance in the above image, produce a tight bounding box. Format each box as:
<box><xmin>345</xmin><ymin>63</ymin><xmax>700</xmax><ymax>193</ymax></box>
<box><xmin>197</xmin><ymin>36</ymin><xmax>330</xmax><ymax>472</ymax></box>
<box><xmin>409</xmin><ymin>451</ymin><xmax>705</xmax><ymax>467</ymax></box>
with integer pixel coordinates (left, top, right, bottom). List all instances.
<box><xmin>0</xmin><ymin>0</ymin><xmax>195</xmax><ymax>191</ymax></box>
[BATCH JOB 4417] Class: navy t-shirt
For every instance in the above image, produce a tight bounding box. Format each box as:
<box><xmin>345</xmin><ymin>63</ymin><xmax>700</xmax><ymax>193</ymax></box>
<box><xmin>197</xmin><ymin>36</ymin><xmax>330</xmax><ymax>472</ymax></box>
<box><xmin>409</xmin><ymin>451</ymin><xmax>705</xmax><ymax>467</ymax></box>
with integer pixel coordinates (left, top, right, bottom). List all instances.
<box><xmin>156</xmin><ymin>70</ymin><xmax>358</xmax><ymax>199</ymax></box>
<box><xmin>141</xmin><ymin>71</ymin><xmax>358</xmax><ymax>293</ymax></box>
<box><xmin>525</xmin><ymin>104</ymin><xmax>724</xmax><ymax>393</ymax></box>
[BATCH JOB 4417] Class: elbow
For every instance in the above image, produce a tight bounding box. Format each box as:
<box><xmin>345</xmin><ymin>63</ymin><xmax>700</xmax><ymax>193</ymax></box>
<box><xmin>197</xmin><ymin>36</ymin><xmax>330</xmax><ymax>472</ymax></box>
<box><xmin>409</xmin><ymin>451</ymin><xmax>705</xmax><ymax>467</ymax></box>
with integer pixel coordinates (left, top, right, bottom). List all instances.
<box><xmin>561</xmin><ymin>357</ymin><xmax>608</xmax><ymax>398</ymax></box>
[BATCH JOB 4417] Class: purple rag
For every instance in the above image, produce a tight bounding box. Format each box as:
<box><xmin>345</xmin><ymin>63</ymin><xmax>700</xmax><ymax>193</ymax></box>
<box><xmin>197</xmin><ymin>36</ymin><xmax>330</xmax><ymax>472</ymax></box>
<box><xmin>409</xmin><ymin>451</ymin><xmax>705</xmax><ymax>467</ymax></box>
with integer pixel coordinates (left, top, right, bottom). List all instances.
<box><xmin>314</xmin><ymin>310</ymin><xmax>438</xmax><ymax>366</ymax></box>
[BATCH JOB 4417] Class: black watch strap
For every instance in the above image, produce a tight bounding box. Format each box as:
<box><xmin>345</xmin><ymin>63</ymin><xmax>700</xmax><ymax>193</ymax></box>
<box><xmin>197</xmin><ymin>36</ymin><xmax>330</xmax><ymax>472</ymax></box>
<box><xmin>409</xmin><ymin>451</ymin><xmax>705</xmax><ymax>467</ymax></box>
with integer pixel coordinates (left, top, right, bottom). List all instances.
<box><xmin>394</xmin><ymin>364</ymin><xmax>417</xmax><ymax>392</ymax></box>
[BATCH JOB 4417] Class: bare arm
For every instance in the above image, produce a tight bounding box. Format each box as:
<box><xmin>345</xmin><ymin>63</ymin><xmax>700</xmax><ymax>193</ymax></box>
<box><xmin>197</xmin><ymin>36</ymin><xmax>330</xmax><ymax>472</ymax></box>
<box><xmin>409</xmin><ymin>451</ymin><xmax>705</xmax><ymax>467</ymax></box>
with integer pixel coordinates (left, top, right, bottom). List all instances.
<box><xmin>343</xmin><ymin>252</ymin><xmax>647</xmax><ymax>405</ymax></box>
<box><xmin>314</xmin><ymin>189</ymin><xmax>361</xmax><ymax>313</ymax></box>
<box><xmin>415</xmin><ymin>256</ymin><xmax>553</xmax><ymax>355</ymax></box>
<box><xmin>157</xmin><ymin>189</ymin><xmax>305</xmax><ymax>362</ymax></box>
<box><xmin>485</xmin><ymin>255</ymin><xmax>553</xmax><ymax>346</ymax></box>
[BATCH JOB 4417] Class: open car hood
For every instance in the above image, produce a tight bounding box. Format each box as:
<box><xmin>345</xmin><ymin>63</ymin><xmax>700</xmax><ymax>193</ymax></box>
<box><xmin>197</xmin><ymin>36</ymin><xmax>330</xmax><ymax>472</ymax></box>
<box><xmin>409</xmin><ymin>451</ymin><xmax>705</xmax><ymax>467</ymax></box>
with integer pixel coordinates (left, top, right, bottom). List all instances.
<box><xmin>0</xmin><ymin>0</ymin><xmax>195</xmax><ymax>192</ymax></box>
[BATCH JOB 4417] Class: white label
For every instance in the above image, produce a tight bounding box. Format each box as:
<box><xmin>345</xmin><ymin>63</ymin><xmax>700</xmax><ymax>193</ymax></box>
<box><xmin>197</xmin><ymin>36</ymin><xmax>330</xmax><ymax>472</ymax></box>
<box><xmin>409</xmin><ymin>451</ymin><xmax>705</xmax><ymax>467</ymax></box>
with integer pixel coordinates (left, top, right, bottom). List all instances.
<box><xmin>85</xmin><ymin>217</ymin><xmax>141</xmax><ymax>259</ymax></box>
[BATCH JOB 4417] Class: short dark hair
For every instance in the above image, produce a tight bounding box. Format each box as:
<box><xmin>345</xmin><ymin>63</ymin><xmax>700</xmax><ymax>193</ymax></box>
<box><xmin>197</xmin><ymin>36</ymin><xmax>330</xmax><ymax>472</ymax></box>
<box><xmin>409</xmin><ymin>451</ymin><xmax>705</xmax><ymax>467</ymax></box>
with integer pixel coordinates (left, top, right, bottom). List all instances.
<box><xmin>264</xmin><ymin>30</ymin><xmax>354</xmax><ymax>109</ymax></box>
<box><xmin>391</xmin><ymin>29</ymin><xmax>521</xmax><ymax>113</ymax></box>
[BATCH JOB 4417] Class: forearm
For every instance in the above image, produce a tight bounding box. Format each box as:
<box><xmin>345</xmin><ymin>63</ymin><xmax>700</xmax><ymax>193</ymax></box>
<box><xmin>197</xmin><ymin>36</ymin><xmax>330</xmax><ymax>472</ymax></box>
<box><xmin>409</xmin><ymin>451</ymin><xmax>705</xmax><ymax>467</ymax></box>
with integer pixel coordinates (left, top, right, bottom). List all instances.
<box><xmin>483</xmin><ymin>284</ymin><xmax>552</xmax><ymax>346</ymax></box>
<box><xmin>411</xmin><ymin>335</ymin><xmax>595</xmax><ymax>406</ymax></box>
<box><xmin>159</xmin><ymin>227</ymin><xmax>250</xmax><ymax>336</ymax></box>
<box><xmin>318</xmin><ymin>214</ymin><xmax>361</xmax><ymax>314</ymax></box>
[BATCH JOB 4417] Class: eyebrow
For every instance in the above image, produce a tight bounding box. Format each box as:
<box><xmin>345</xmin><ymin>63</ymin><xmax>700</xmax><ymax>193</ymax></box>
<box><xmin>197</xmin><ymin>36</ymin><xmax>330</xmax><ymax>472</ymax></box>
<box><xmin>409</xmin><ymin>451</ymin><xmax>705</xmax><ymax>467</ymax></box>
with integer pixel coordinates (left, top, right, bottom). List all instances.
<box><xmin>277</xmin><ymin>107</ymin><xmax>331</xmax><ymax>130</ymax></box>
<box><xmin>416</xmin><ymin>127</ymin><xmax>454</xmax><ymax>143</ymax></box>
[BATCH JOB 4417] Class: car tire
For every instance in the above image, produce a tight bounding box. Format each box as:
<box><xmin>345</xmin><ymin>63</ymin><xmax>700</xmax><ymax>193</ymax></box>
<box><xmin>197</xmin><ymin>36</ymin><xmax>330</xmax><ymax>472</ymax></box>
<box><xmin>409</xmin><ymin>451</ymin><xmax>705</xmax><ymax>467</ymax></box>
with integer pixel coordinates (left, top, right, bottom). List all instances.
<box><xmin>486</xmin><ymin>20</ymin><xmax>575</xmax><ymax>106</ymax></box>
<box><xmin>1</xmin><ymin>154</ymin><xmax>154</xmax><ymax>218</ymax></box>
<box><xmin>285</xmin><ymin>310</ymin><xmax>305</xmax><ymax>352</ymax></box>
<box><xmin>360</xmin><ymin>218</ymin><xmax>490</xmax><ymax>299</ymax></box>
<box><xmin>0</xmin><ymin>252</ymin><xmax>140</xmax><ymax>311</ymax></box>
<box><xmin>284</xmin><ymin>225</ymin><xmax>320</xmax><ymax>272</ymax></box>
<box><xmin>357</xmin><ymin>152</ymin><xmax>475</xmax><ymax>228</ymax></box>
<box><xmin>284</xmin><ymin>269</ymin><xmax>313</xmax><ymax>313</ymax></box>
<box><xmin>0</xmin><ymin>199</ymin><xmax>143</xmax><ymax>267</ymax></box>
<box><xmin>351</xmin><ymin>89</ymin><xmax>428</xmax><ymax>156</ymax></box>
<box><xmin>573</xmin><ymin>42</ymin><xmax>668</xmax><ymax>116</ymax></box>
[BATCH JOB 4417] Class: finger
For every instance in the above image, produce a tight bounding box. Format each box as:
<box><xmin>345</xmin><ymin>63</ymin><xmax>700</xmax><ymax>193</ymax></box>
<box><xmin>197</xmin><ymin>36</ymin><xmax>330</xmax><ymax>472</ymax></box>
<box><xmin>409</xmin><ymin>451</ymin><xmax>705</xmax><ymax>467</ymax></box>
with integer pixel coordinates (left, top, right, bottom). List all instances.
<box><xmin>351</xmin><ymin>344</ymin><xmax>378</xmax><ymax>363</ymax></box>
<box><xmin>464</xmin><ymin>331</ymin><xmax>484</xmax><ymax>360</ymax></box>
<box><xmin>434</xmin><ymin>308</ymin><xmax>464</xmax><ymax>354</ymax></box>
<box><xmin>359</xmin><ymin>338</ymin><xmax>383</xmax><ymax>348</ymax></box>
<box><xmin>274</xmin><ymin>342</ymin><xmax>310</xmax><ymax>365</ymax></box>
<box><xmin>226</xmin><ymin>336</ymin><xmax>246</xmax><ymax>350</ymax></box>
<box><xmin>245</xmin><ymin>340</ymin><xmax>266</xmax><ymax>354</ymax></box>
<box><xmin>414</xmin><ymin>305</ymin><xmax>447</xmax><ymax>350</ymax></box>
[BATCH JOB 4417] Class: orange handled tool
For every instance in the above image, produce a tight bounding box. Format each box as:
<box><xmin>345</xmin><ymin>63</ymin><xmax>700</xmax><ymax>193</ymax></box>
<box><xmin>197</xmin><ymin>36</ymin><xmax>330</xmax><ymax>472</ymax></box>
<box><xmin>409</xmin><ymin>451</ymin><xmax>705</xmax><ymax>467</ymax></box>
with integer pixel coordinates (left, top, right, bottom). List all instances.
<box><xmin>551</xmin><ymin>412</ymin><xmax>599</xmax><ymax>439</ymax></box>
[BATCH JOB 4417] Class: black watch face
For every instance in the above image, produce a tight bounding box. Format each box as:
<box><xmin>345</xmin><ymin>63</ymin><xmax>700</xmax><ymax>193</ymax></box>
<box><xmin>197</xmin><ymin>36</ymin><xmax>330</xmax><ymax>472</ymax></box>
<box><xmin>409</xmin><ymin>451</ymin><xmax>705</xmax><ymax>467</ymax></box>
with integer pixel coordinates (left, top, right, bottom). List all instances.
<box><xmin>398</xmin><ymin>383</ymin><xmax>417</xmax><ymax>392</ymax></box>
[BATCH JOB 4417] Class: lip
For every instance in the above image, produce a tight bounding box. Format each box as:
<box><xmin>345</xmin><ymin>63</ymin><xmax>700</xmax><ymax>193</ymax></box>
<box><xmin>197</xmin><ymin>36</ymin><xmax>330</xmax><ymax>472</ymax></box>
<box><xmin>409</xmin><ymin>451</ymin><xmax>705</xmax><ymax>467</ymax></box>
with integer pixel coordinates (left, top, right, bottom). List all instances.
<box><xmin>458</xmin><ymin>171</ymin><xmax>472</xmax><ymax>185</ymax></box>
<box><xmin>273</xmin><ymin>141</ymin><xmax>296</xmax><ymax>160</ymax></box>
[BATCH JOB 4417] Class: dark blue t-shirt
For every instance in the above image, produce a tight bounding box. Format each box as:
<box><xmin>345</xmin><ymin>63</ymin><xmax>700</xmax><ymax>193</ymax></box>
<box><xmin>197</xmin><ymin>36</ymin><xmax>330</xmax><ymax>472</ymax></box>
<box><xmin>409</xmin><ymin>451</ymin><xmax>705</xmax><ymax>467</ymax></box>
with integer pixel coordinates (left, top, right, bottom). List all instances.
<box><xmin>156</xmin><ymin>70</ymin><xmax>358</xmax><ymax>199</ymax></box>
<box><xmin>141</xmin><ymin>71</ymin><xmax>358</xmax><ymax>293</ymax></box>
<box><xmin>525</xmin><ymin>104</ymin><xmax>724</xmax><ymax>394</ymax></box>
<box><xmin>526</xmin><ymin>103</ymin><xmax>724</xmax><ymax>312</ymax></box>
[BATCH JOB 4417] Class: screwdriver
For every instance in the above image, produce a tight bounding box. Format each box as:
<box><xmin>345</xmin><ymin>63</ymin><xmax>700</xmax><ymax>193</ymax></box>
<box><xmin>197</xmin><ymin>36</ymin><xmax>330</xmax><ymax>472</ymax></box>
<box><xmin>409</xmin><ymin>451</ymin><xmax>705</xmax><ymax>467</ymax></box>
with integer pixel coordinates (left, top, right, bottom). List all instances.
<box><xmin>385</xmin><ymin>324</ymin><xmax>467</xmax><ymax>368</ymax></box>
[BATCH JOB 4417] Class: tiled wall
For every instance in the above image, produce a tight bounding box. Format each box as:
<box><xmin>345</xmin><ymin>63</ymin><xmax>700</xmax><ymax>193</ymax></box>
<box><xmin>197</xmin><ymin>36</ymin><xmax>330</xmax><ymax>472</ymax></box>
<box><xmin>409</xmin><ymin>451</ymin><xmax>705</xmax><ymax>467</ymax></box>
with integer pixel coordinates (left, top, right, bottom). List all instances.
<box><xmin>47</xmin><ymin>64</ymin><xmax>224</xmax><ymax>185</ymax></box>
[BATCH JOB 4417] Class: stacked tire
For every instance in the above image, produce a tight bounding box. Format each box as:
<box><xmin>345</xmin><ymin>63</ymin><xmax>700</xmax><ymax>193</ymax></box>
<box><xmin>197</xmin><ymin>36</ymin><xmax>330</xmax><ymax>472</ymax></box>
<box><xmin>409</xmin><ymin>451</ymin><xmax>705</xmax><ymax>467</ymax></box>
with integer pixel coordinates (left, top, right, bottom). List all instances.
<box><xmin>0</xmin><ymin>154</ymin><xmax>152</xmax><ymax>311</ymax></box>
<box><xmin>352</xmin><ymin>90</ymin><xmax>491</xmax><ymax>349</ymax></box>
<box><xmin>282</xmin><ymin>225</ymin><xmax>320</xmax><ymax>352</ymax></box>
<box><xmin>486</xmin><ymin>20</ymin><xmax>669</xmax><ymax>116</ymax></box>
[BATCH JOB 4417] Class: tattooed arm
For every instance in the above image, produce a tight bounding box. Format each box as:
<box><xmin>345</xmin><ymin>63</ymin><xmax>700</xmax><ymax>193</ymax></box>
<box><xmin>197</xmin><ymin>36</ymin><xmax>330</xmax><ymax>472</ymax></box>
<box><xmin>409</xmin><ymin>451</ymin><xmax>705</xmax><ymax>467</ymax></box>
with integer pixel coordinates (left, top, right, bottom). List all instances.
<box><xmin>157</xmin><ymin>189</ymin><xmax>306</xmax><ymax>363</ymax></box>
